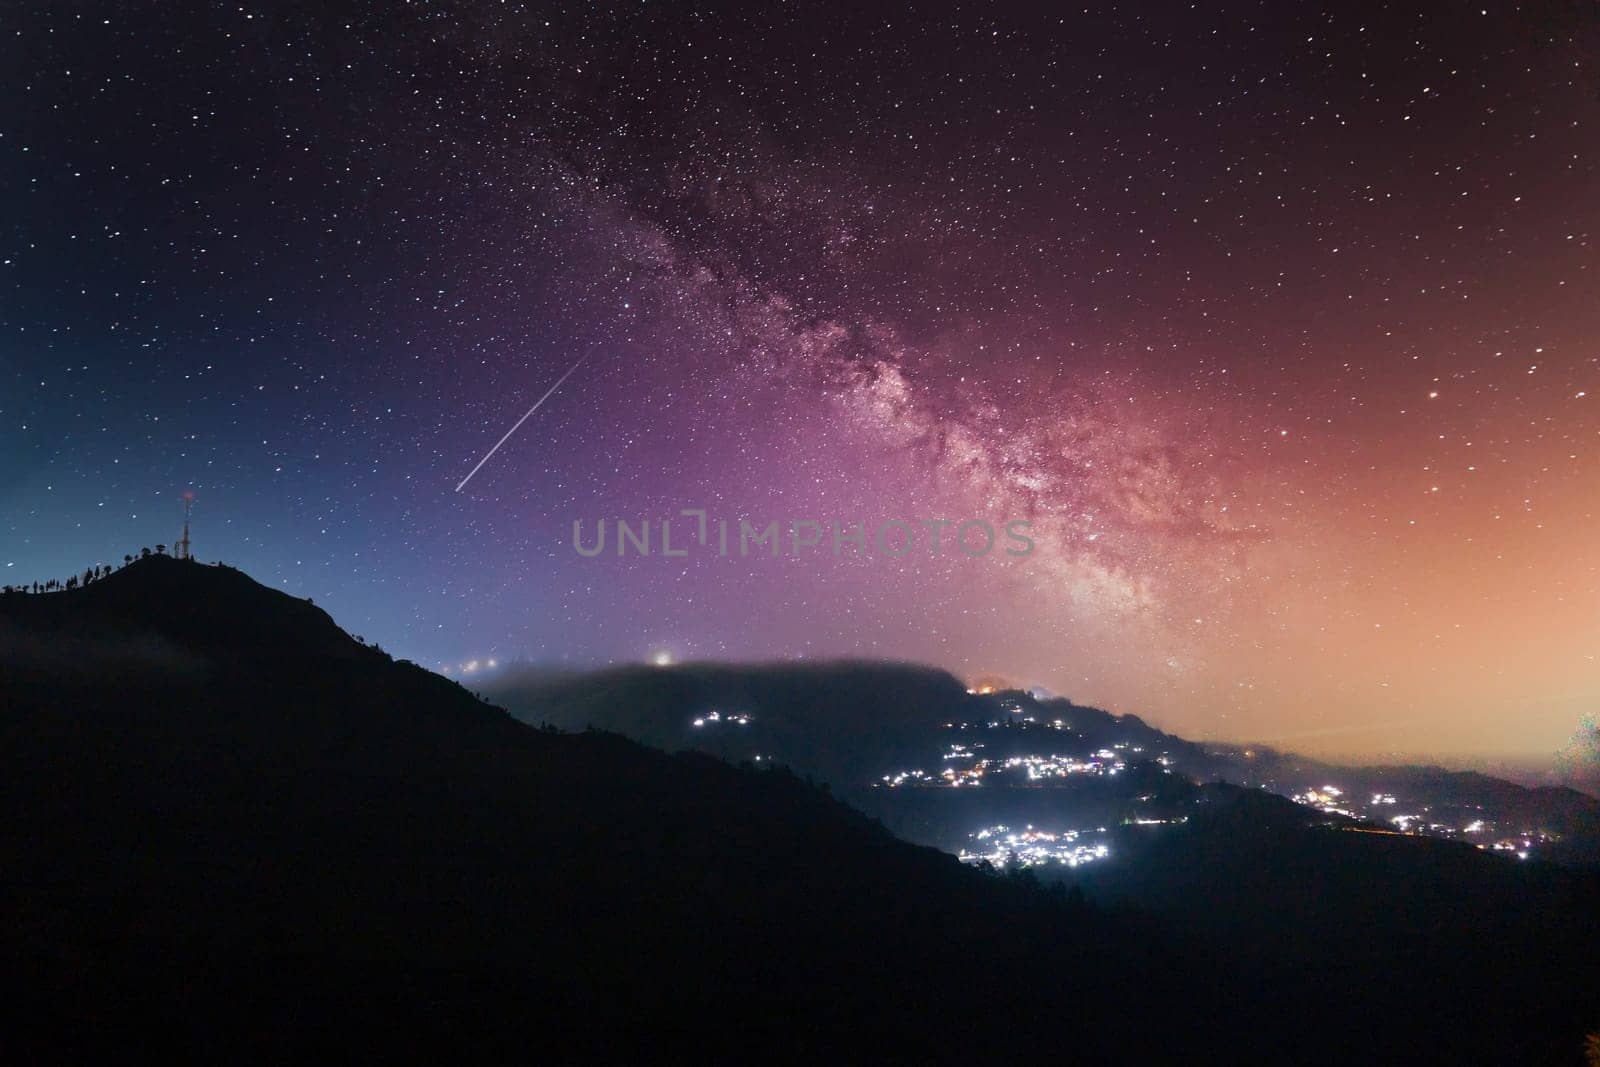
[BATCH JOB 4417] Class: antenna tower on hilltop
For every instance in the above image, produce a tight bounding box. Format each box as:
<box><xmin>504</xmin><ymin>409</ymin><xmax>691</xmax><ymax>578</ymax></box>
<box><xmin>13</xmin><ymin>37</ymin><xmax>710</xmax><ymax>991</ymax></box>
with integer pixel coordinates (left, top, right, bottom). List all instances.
<box><xmin>175</xmin><ymin>491</ymin><xmax>195</xmax><ymax>560</ymax></box>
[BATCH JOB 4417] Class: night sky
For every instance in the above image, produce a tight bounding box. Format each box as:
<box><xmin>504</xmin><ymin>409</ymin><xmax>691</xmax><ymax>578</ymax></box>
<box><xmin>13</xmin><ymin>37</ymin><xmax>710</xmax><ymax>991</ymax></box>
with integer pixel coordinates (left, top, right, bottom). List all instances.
<box><xmin>5</xmin><ymin>2</ymin><xmax>1598</xmax><ymax>759</ymax></box>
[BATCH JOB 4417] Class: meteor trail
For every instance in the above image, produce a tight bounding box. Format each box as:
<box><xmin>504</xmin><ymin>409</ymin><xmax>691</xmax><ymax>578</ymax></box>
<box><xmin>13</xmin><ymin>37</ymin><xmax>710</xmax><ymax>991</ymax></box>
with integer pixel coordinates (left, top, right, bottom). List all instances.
<box><xmin>454</xmin><ymin>353</ymin><xmax>589</xmax><ymax>492</ymax></box>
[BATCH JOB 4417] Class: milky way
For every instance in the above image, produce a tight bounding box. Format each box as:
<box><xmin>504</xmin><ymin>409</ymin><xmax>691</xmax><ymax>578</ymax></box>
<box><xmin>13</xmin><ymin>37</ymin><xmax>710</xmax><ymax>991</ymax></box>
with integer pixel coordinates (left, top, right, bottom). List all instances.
<box><xmin>4</xmin><ymin>2</ymin><xmax>1598</xmax><ymax>758</ymax></box>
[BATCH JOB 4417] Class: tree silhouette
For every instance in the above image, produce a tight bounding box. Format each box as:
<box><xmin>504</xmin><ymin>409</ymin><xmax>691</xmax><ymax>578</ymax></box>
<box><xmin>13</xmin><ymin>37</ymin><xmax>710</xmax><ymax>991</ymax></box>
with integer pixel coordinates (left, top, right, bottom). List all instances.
<box><xmin>140</xmin><ymin>547</ymin><xmax>151</xmax><ymax>559</ymax></box>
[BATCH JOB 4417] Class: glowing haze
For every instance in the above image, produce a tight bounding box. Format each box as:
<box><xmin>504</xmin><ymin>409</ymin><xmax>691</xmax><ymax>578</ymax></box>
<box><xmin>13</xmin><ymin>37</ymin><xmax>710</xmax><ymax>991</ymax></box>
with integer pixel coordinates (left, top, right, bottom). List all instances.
<box><xmin>4</xmin><ymin>3</ymin><xmax>1598</xmax><ymax>759</ymax></box>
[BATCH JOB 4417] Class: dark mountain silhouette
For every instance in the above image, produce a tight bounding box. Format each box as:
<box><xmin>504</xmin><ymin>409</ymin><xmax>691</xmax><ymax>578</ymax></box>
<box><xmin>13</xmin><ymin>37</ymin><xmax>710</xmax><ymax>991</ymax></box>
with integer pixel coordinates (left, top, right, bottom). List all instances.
<box><xmin>3</xmin><ymin>557</ymin><xmax>1598</xmax><ymax>1062</ymax></box>
<box><xmin>1069</xmin><ymin>787</ymin><xmax>1600</xmax><ymax>1065</ymax></box>
<box><xmin>0</xmin><ymin>557</ymin><xmax>1236</xmax><ymax>1061</ymax></box>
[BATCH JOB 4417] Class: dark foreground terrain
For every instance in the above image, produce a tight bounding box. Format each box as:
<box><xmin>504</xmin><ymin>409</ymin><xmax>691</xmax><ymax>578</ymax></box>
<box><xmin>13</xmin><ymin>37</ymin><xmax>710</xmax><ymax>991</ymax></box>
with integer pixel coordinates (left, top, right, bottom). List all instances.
<box><xmin>2</xmin><ymin>557</ymin><xmax>1597</xmax><ymax>1062</ymax></box>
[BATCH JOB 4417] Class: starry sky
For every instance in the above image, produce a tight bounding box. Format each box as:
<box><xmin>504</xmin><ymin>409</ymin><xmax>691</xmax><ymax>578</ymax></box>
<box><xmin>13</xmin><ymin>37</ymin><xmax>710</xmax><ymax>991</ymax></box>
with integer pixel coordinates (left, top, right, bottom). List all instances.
<box><xmin>5</xmin><ymin>1</ymin><xmax>1598</xmax><ymax>759</ymax></box>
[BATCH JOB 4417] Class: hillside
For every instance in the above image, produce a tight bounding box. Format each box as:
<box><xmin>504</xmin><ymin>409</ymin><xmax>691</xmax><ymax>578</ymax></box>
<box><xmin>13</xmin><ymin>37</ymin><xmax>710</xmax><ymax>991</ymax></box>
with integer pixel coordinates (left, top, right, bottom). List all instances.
<box><xmin>0</xmin><ymin>557</ymin><xmax>1230</xmax><ymax>1060</ymax></box>
<box><xmin>486</xmin><ymin>660</ymin><xmax>1600</xmax><ymax>863</ymax></box>
<box><xmin>488</xmin><ymin>659</ymin><xmax>1220</xmax><ymax>790</ymax></box>
<box><xmin>3</xmin><ymin>558</ymin><xmax>1598</xmax><ymax>1062</ymax></box>
<box><xmin>485</xmin><ymin>655</ymin><xmax>1600</xmax><ymax>1060</ymax></box>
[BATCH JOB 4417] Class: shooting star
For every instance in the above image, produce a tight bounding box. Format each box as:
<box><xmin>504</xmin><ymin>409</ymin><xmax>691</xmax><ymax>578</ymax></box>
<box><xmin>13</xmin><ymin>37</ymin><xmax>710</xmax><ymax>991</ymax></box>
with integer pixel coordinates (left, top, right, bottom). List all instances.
<box><xmin>455</xmin><ymin>353</ymin><xmax>589</xmax><ymax>493</ymax></box>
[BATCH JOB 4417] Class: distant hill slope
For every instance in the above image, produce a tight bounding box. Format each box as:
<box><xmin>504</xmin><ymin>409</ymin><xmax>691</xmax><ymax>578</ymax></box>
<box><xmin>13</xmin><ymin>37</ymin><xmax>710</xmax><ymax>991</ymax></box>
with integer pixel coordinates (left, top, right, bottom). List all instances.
<box><xmin>487</xmin><ymin>660</ymin><xmax>1215</xmax><ymax>786</ymax></box>
<box><xmin>1205</xmin><ymin>744</ymin><xmax>1600</xmax><ymax>864</ymax></box>
<box><xmin>490</xmin><ymin>659</ymin><xmax>977</xmax><ymax>785</ymax></box>
<box><xmin>485</xmin><ymin>660</ymin><xmax>1600</xmax><ymax>862</ymax></box>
